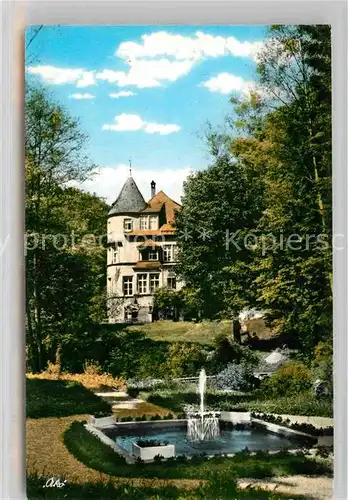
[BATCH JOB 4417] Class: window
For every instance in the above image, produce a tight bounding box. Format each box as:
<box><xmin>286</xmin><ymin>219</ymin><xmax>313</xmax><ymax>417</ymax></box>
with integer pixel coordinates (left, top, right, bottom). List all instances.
<box><xmin>148</xmin><ymin>250</ymin><xmax>158</xmax><ymax>261</ymax></box>
<box><xmin>140</xmin><ymin>216</ymin><xmax>148</xmax><ymax>230</ymax></box>
<box><xmin>163</xmin><ymin>245</ymin><xmax>173</xmax><ymax>262</ymax></box>
<box><xmin>149</xmin><ymin>274</ymin><xmax>160</xmax><ymax>293</ymax></box>
<box><xmin>167</xmin><ymin>277</ymin><xmax>176</xmax><ymax>289</ymax></box>
<box><xmin>123</xmin><ymin>276</ymin><xmax>133</xmax><ymax>296</ymax></box>
<box><xmin>124</xmin><ymin>219</ymin><xmax>133</xmax><ymax>232</ymax></box>
<box><xmin>112</xmin><ymin>248</ymin><xmax>118</xmax><ymax>264</ymax></box>
<box><xmin>149</xmin><ymin>216</ymin><xmax>157</xmax><ymax>230</ymax></box>
<box><xmin>137</xmin><ymin>274</ymin><xmax>147</xmax><ymax>294</ymax></box>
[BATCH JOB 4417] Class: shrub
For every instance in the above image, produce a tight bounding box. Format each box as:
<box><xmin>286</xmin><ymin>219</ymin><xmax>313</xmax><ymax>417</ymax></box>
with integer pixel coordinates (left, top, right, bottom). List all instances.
<box><xmin>83</xmin><ymin>360</ymin><xmax>102</xmax><ymax>375</ymax></box>
<box><xmin>210</xmin><ymin>334</ymin><xmax>258</xmax><ymax>372</ymax></box>
<box><xmin>261</xmin><ymin>361</ymin><xmax>312</xmax><ymax>396</ymax></box>
<box><xmin>165</xmin><ymin>342</ymin><xmax>207</xmax><ymax>378</ymax></box>
<box><xmin>214</xmin><ymin>362</ymin><xmax>256</xmax><ymax>392</ymax></box>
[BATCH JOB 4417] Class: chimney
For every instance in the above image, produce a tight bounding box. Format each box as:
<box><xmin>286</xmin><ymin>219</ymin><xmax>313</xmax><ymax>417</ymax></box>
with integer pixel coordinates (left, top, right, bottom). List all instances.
<box><xmin>151</xmin><ymin>180</ymin><xmax>156</xmax><ymax>198</ymax></box>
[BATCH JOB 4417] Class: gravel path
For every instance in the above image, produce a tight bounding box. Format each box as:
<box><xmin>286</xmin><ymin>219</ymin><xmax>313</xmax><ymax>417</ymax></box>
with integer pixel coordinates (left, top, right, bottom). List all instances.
<box><xmin>238</xmin><ymin>475</ymin><xmax>332</xmax><ymax>499</ymax></box>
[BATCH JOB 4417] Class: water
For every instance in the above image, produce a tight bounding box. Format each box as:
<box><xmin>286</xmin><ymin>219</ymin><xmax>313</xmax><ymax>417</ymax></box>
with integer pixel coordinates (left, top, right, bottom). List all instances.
<box><xmin>186</xmin><ymin>368</ymin><xmax>220</xmax><ymax>441</ymax></box>
<box><xmin>114</xmin><ymin>426</ymin><xmax>296</xmax><ymax>457</ymax></box>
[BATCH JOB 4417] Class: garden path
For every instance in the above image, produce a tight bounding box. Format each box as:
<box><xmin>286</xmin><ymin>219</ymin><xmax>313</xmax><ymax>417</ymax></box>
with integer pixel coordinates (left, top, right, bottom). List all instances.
<box><xmin>94</xmin><ymin>390</ymin><xmax>146</xmax><ymax>410</ymax></box>
<box><xmin>238</xmin><ymin>476</ymin><xmax>332</xmax><ymax>500</ymax></box>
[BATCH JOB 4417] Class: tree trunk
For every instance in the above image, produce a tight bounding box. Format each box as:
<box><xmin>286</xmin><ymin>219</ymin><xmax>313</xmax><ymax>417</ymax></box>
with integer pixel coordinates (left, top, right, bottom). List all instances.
<box><xmin>231</xmin><ymin>318</ymin><xmax>241</xmax><ymax>344</ymax></box>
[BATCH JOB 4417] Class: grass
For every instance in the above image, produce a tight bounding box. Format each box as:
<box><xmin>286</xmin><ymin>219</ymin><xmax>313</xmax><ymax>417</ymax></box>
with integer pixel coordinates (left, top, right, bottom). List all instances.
<box><xmin>27</xmin><ymin>364</ymin><xmax>126</xmax><ymax>392</ymax></box>
<box><xmin>112</xmin><ymin>401</ymin><xmax>173</xmax><ymax>419</ymax></box>
<box><xmin>26</xmin><ymin>378</ymin><xmax>111</xmax><ymax>418</ymax></box>
<box><xmin>27</xmin><ymin>471</ymin><xmax>305</xmax><ymax>499</ymax></box>
<box><xmin>144</xmin><ymin>389</ymin><xmax>333</xmax><ymax>418</ymax></box>
<box><xmin>64</xmin><ymin>421</ymin><xmax>332</xmax><ymax>482</ymax></box>
<box><xmin>126</xmin><ymin>320</ymin><xmax>232</xmax><ymax>345</ymax></box>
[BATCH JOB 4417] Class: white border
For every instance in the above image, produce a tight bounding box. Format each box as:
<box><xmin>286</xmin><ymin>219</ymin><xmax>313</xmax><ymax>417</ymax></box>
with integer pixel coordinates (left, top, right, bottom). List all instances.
<box><xmin>1</xmin><ymin>1</ymin><xmax>346</xmax><ymax>499</ymax></box>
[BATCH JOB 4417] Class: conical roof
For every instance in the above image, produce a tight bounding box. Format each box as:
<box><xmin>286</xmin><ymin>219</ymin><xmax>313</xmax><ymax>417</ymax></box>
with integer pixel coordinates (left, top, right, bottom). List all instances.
<box><xmin>108</xmin><ymin>176</ymin><xmax>147</xmax><ymax>216</ymax></box>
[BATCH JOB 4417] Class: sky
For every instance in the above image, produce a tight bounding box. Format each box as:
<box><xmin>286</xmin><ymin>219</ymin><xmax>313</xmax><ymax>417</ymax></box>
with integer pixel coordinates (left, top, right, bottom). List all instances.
<box><xmin>26</xmin><ymin>25</ymin><xmax>268</xmax><ymax>204</ymax></box>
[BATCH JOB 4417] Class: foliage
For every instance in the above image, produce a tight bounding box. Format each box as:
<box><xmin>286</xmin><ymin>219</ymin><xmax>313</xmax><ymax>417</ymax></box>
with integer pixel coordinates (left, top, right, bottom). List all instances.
<box><xmin>146</xmin><ymin>388</ymin><xmax>333</xmax><ymax>418</ymax></box>
<box><xmin>311</xmin><ymin>342</ymin><xmax>333</xmax><ymax>398</ymax></box>
<box><xmin>174</xmin><ymin>26</ymin><xmax>332</xmax><ymax>355</ymax></box>
<box><xmin>164</xmin><ymin>342</ymin><xmax>208</xmax><ymax>378</ymax></box>
<box><xmin>25</xmin><ymin>85</ymin><xmax>108</xmax><ymax>373</ymax></box>
<box><xmin>214</xmin><ymin>362</ymin><xmax>258</xmax><ymax>392</ymax></box>
<box><xmin>27</xmin><ymin>364</ymin><xmax>125</xmax><ymax>392</ymax></box>
<box><xmin>211</xmin><ymin>333</ymin><xmax>259</xmax><ymax>372</ymax></box>
<box><xmin>175</xmin><ymin>153</ymin><xmax>262</xmax><ymax>320</ymax></box>
<box><xmin>26</xmin><ymin>378</ymin><xmax>110</xmax><ymax>418</ymax></box>
<box><xmin>260</xmin><ymin>362</ymin><xmax>312</xmax><ymax>396</ymax></box>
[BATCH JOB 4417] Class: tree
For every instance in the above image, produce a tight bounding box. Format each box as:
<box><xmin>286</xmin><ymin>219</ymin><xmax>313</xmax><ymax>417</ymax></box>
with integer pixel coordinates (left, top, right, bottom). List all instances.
<box><xmin>175</xmin><ymin>25</ymin><xmax>332</xmax><ymax>354</ymax></box>
<box><xmin>25</xmin><ymin>85</ymin><xmax>104</xmax><ymax>372</ymax></box>
<box><xmin>174</xmin><ymin>153</ymin><xmax>263</xmax><ymax>319</ymax></box>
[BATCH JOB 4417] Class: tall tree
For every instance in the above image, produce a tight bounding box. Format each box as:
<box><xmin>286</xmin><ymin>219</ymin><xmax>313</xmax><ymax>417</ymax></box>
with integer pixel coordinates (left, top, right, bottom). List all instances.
<box><xmin>25</xmin><ymin>85</ymin><xmax>103</xmax><ymax>372</ymax></box>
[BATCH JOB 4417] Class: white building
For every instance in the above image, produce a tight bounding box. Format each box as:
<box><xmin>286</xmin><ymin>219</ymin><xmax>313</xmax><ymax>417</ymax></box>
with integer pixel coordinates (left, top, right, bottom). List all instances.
<box><xmin>107</xmin><ymin>175</ymin><xmax>183</xmax><ymax>323</ymax></box>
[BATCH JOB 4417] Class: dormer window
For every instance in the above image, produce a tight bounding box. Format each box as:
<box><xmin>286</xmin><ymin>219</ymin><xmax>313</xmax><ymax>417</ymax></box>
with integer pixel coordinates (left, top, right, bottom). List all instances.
<box><xmin>140</xmin><ymin>216</ymin><xmax>148</xmax><ymax>230</ymax></box>
<box><xmin>149</xmin><ymin>216</ymin><xmax>157</xmax><ymax>230</ymax></box>
<box><xmin>139</xmin><ymin>215</ymin><xmax>158</xmax><ymax>231</ymax></box>
<box><xmin>124</xmin><ymin>218</ymin><xmax>133</xmax><ymax>232</ymax></box>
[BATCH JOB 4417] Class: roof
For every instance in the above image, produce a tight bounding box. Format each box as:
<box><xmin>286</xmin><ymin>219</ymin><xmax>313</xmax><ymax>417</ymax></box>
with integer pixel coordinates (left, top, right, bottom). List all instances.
<box><xmin>108</xmin><ymin>176</ymin><xmax>147</xmax><ymax>216</ymax></box>
<box><xmin>137</xmin><ymin>239</ymin><xmax>162</xmax><ymax>249</ymax></box>
<box><xmin>147</xmin><ymin>190</ymin><xmax>181</xmax><ymax>225</ymax></box>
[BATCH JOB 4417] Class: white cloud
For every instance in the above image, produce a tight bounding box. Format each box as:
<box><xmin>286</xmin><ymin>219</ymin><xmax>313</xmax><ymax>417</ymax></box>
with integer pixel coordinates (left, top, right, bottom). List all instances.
<box><xmin>96</xmin><ymin>58</ymin><xmax>193</xmax><ymax>88</ymax></box>
<box><xmin>71</xmin><ymin>164</ymin><xmax>192</xmax><ymax>204</ymax></box>
<box><xmin>102</xmin><ymin>113</ymin><xmax>180</xmax><ymax>134</ymax></box>
<box><xmin>116</xmin><ymin>31</ymin><xmax>263</xmax><ymax>62</ymax></box>
<box><xmin>76</xmin><ymin>71</ymin><xmax>96</xmax><ymax>87</ymax></box>
<box><xmin>144</xmin><ymin>122</ymin><xmax>180</xmax><ymax>135</ymax></box>
<box><xmin>201</xmin><ymin>72</ymin><xmax>253</xmax><ymax>95</ymax></box>
<box><xmin>27</xmin><ymin>65</ymin><xmax>96</xmax><ymax>87</ymax></box>
<box><xmin>70</xmin><ymin>93</ymin><xmax>95</xmax><ymax>99</ymax></box>
<box><xmin>109</xmin><ymin>90</ymin><xmax>136</xmax><ymax>98</ymax></box>
<box><xmin>26</xmin><ymin>32</ymin><xmax>263</xmax><ymax>91</ymax></box>
<box><xmin>102</xmin><ymin>114</ymin><xmax>145</xmax><ymax>132</ymax></box>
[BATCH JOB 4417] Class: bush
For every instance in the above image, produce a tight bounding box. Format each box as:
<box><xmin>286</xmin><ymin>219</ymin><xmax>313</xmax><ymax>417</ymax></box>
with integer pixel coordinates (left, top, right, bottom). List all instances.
<box><xmin>214</xmin><ymin>362</ymin><xmax>257</xmax><ymax>392</ymax></box>
<box><xmin>165</xmin><ymin>342</ymin><xmax>207</xmax><ymax>378</ymax></box>
<box><xmin>210</xmin><ymin>334</ymin><xmax>258</xmax><ymax>372</ymax></box>
<box><xmin>261</xmin><ymin>361</ymin><xmax>312</xmax><ymax>396</ymax></box>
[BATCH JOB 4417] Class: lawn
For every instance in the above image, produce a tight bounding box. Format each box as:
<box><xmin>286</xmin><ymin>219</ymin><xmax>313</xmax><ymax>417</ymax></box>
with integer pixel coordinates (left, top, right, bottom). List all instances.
<box><xmin>26</xmin><ymin>378</ymin><xmax>111</xmax><ymax>418</ymax></box>
<box><xmin>126</xmin><ymin>320</ymin><xmax>232</xmax><ymax>345</ymax></box>
<box><xmin>27</xmin><ymin>471</ymin><xmax>305</xmax><ymax>499</ymax></box>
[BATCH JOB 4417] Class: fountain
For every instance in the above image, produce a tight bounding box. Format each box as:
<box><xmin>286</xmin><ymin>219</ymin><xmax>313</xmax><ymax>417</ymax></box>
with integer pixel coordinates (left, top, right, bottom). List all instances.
<box><xmin>186</xmin><ymin>368</ymin><xmax>220</xmax><ymax>441</ymax></box>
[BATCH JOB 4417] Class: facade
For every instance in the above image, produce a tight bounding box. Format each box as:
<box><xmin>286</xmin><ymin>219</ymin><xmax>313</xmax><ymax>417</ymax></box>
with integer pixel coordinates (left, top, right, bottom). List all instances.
<box><xmin>107</xmin><ymin>175</ymin><xmax>183</xmax><ymax>323</ymax></box>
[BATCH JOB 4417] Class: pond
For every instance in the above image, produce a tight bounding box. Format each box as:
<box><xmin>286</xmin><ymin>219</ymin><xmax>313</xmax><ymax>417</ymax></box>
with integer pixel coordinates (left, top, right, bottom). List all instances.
<box><xmin>108</xmin><ymin>424</ymin><xmax>301</xmax><ymax>457</ymax></box>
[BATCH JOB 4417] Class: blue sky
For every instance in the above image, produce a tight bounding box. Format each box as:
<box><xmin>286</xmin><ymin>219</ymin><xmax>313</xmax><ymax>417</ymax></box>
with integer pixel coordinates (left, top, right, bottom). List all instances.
<box><xmin>26</xmin><ymin>25</ymin><xmax>268</xmax><ymax>203</ymax></box>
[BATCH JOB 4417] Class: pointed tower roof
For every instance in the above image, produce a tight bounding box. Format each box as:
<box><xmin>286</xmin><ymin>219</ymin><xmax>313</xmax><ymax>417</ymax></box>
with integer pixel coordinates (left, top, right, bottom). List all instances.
<box><xmin>108</xmin><ymin>176</ymin><xmax>147</xmax><ymax>216</ymax></box>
